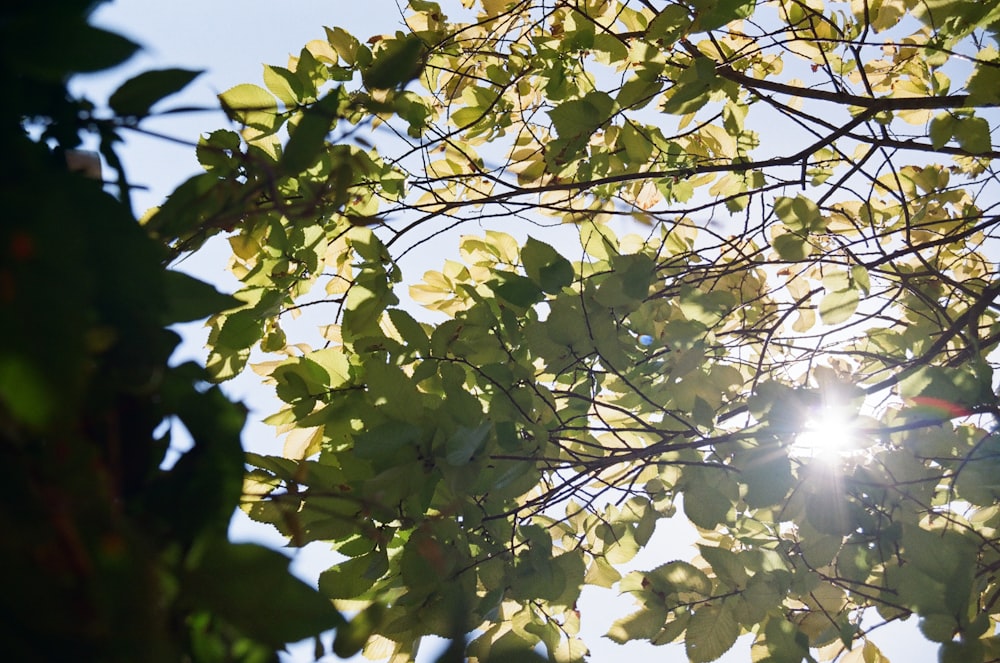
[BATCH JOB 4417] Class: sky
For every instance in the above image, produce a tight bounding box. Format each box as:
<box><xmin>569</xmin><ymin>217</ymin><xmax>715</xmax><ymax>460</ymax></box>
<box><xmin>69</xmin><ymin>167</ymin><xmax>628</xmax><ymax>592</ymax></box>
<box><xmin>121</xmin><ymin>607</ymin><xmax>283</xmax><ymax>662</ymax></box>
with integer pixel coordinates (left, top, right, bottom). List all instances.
<box><xmin>74</xmin><ymin>2</ymin><xmax>940</xmax><ymax>661</ymax></box>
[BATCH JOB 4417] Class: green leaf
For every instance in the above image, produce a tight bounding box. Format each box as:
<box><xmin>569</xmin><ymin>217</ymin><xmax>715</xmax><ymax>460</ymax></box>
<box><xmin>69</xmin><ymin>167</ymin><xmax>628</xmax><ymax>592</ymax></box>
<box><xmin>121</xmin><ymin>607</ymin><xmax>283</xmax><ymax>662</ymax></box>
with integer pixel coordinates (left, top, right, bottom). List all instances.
<box><xmin>281</xmin><ymin>91</ymin><xmax>340</xmax><ymax>174</ymax></box>
<box><xmin>109</xmin><ymin>68</ymin><xmax>202</xmax><ymax>118</ymax></box>
<box><xmin>699</xmin><ymin>545</ymin><xmax>748</xmax><ymax>588</ymax></box>
<box><xmin>616</xmin><ymin>253</ymin><xmax>656</xmax><ymax>300</ymax></box>
<box><xmin>739</xmin><ymin>447</ymin><xmax>794</xmax><ymax>508</ymax></box>
<box><xmin>318</xmin><ymin>551</ymin><xmax>388</xmax><ymax>600</ymax></box>
<box><xmin>954</xmin><ymin>116</ymin><xmax>992</xmax><ymax>153</ymax></box>
<box><xmin>929</xmin><ymin>112</ymin><xmax>958</xmax><ymax>149</ymax></box>
<box><xmin>764</xmin><ymin>618</ymin><xmax>810</xmax><ymax>662</ymax></box>
<box><xmin>607</xmin><ymin>604</ymin><xmax>670</xmax><ymax>644</ymax></box>
<box><xmin>774</xmin><ymin>195</ymin><xmax>824</xmax><ymax>233</ymax></box>
<box><xmin>187</xmin><ymin>541</ymin><xmax>344</xmax><ymax>647</ymax></box>
<box><xmin>13</xmin><ymin>19</ymin><xmax>140</xmax><ymax>78</ymax></box>
<box><xmin>919</xmin><ymin>614</ymin><xmax>958</xmax><ymax>642</ymax></box>
<box><xmin>683</xmin><ymin>478</ymin><xmax>734</xmax><ymax>529</ymax></box>
<box><xmin>0</xmin><ymin>355</ymin><xmax>53</xmax><ymax>428</ymax></box>
<box><xmin>446</xmin><ymin>422</ymin><xmax>491</xmax><ymax>465</ymax></box>
<box><xmin>967</xmin><ymin>61</ymin><xmax>1000</xmax><ymax>105</ymax></box>
<box><xmin>489</xmin><ymin>272</ymin><xmax>545</xmax><ymax>308</ymax></box>
<box><xmin>196</xmin><ymin>129</ymin><xmax>242</xmax><ymax>174</ymax></box>
<box><xmin>548</xmin><ymin>91</ymin><xmax>615</xmax><ymax>138</ymax></box>
<box><xmin>214</xmin><ymin>308</ymin><xmax>265</xmax><ymax>351</ymax></box>
<box><xmin>343</xmin><ymin>279</ymin><xmax>399</xmax><ymax>341</ymax></box>
<box><xmin>522</xmin><ymin>237</ymin><xmax>574</xmax><ymax>294</ymax></box>
<box><xmin>662</xmin><ymin>55</ymin><xmax>719</xmax><ymax>115</ymax></box>
<box><xmin>354</xmin><ymin>419</ymin><xmax>421</xmax><ymax>460</ymax></box>
<box><xmin>686</xmin><ymin>604</ymin><xmax>739</xmax><ymax>663</ymax></box>
<box><xmin>851</xmin><ymin>265</ymin><xmax>871</xmax><ymax>296</ymax></box>
<box><xmin>219</xmin><ymin>83</ymin><xmax>281</xmax><ymax>133</ymax></box>
<box><xmin>692</xmin><ymin>0</ymin><xmax>757</xmax><ymax>31</ymax></box>
<box><xmin>363</xmin><ymin>33</ymin><xmax>426</xmax><ymax>89</ymax></box>
<box><xmin>262</xmin><ymin>64</ymin><xmax>304</xmax><ymax>106</ymax></box>
<box><xmin>818</xmin><ymin>286</ymin><xmax>859</xmax><ymax>324</ymax></box>
<box><xmin>647</xmin><ymin>4</ymin><xmax>693</xmax><ymax>43</ymax></box>
<box><xmin>805</xmin><ymin>492</ymin><xmax>855</xmax><ymax>536</ymax></box>
<box><xmin>617</xmin><ymin>79</ymin><xmax>664</xmax><ymax>110</ymax></box>
<box><xmin>773</xmin><ymin>233</ymin><xmax>810</xmax><ymax>261</ymax></box>
<box><xmin>940</xmin><ymin>639</ymin><xmax>984</xmax><ymax>663</ymax></box>
<box><xmin>161</xmin><ymin>270</ymin><xmax>241</xmax><ymax>324</ymax></box>
<box><xmin>333</xmin><ymin>603</ymin><xmax>385</xmax><ymax>658</ymax></box>
<box><xmin>388</xmin><ymin>308</ymin><xmax>431</xmax><ymax>354</ymax></box>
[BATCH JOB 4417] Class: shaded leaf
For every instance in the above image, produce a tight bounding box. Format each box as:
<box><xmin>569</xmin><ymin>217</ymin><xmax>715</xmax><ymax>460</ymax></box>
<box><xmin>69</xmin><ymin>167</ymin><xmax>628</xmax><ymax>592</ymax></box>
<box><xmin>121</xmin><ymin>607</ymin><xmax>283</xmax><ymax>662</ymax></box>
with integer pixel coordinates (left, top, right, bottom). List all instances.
<box><xmin>109</xmin><ymin>68</ymin><xmax>202</xmax><ymax>118</ymax></box>
<box><xmin>161</xmin><ymin>270</ymin><xmax>240</xmax><ymax>324</ymax></box>
<box><xmin>686</xmin><ymin>604</ymin><xmax>739</xmax><ymax>663</ymax></box>
<box><xmin>187</xmin><ymin>541</ymin><xmax>344</xmax><ymax>647</ymax></box>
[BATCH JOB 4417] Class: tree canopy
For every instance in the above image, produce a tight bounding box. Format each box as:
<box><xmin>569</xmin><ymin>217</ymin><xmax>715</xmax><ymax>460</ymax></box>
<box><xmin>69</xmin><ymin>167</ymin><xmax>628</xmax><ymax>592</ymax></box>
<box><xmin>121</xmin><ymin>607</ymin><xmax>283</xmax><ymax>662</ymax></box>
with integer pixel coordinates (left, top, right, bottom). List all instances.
<box><xmin>145</xmin><ymin>0</ymin><xmax>1000</xmax><ymax>661</ymax></box>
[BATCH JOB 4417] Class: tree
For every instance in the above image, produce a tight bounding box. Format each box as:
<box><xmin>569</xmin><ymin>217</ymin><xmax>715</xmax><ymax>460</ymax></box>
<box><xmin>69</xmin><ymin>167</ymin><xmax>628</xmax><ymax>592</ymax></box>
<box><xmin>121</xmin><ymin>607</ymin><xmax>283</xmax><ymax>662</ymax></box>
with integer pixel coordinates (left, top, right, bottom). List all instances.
<box><xmin>0</xmin><ymin>2</ymin><xmax>342</xmax><ymax>660</ymax></box>
<box><xmin>151</xmin><ymin>0</ymin><xmax>1000</xmax><ymax>660</ymax></box>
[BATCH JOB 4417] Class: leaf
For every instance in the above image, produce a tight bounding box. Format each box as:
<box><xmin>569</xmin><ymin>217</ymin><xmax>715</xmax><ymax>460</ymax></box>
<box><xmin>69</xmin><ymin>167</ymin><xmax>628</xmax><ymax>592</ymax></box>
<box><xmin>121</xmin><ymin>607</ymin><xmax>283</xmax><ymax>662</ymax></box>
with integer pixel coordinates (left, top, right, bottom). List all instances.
<box><xmin>954</xmin><ymin>116</ymin><xmax>992</xmax><ymax>153</ymax></box>
<box><xmin>14</xmin><ymin>19</ymin><xmax>140</xmax><ymax>78</ymax></box>
<box><xmin>851</xmin><ymin>265</ymin><xmax>871</xmax><ymax>295</ymax></box>
<box><xmin>318</xmin><ymin>552</ymin><xmax>388</xmax><ymax>600</ymax></box>
<box><xmin>387</xmin><ymin>308</ymin><xmax>430</xmax><ymax>353</ymax></box>
<box><xmin>774</xmin><ymin>195</ymin><xmax>824</xmax><ymax>233</ymax></box>
<box><xmin>691</xmin><ymin>0</ymin><xmax>757</xmax><ymax>31</ymax></box>
<box><xmin>606</xmin><ymin>604</ymin><xmax>667</xmax><ymax>645</ymax></box>
<box><xmin>740</xmin><ymin>448</ymin><xmax>795</xmax><ymax>508</ymax></box>
<box><xmin>929</xmin><ymin>112</ymin><xmax>958</xmax><ymax>149</ymax></box>
<box><xmin>445</xmin><ymin>422</ymin><xmax>491</xmax><ymax>465</ymax></box>
<box><xmin>213</xmin><ymin>308</ymin><xmax>265</xmax><ymax>352</ymax></box>
<box><xmin>699</xmin><ymin>545</ymin><xmax>748</xmax><ymax>588</ymax></box>
<box><xmin>281</xmin><ymin>91</ymin><xmax>340</xmax><ymax>174</ymax></box>
<box><xmin>333</xmin><ymin>603</ymin><xmax>385</xmax><ymax>658</ymax></box>
<box><xmin>805</xmin><ymin>492</ymin><xmax>855</xmax><ymax>536</ymax></box>
<box><xmin>919</xmin><ymin>614</ymin><xmax>958</xmax><ymax>643</ymax></box>
<box><xmin>262</xmin><ymin>64</ymin><xmax>303</xmax><ymax>106</ymax></box>
<box><xmin>685</xmin><ymin>604</ymin><xmax>739</xmax><ymax>663</ymax></box>
<box><xmin>939</xmin><ymin>639</ymin><xmax>984</xmax><ymax>663</ymax></box>
<box><xmin>161</xmin><ymin>270</ymin><xmax>241</xmax><ymax>324</ymax></box>
<box><xmin>683</xmin><ymin>482</ymin><xmax>733</xmax><ymax>529</ymax></box>
<box><xmin>548</xmin><ymin>91</ymin><xmax>615</xmax><ymax>138</ymax></box>
<box><xmin>354</xmin><ymin>419</ymin><xmax>421</xmax><ymax>460</ymax></box>
<box><xmin>662</xmin><ymin>55</ymin><xmax>719</xmax><ymax>115</ymax></box>
<box><xmin>617</xmin><ymin>79</ymin><xmax>664</xmax><ymax>110</ymax></box>
<box><xmin>522</xmin><ymin>236</ymin><xmax>574</xmax><ymax>293</ymax></box>
<box><xmin>645</xmin><ymin>560</ymin><xmax>713</xmax><ymax>597</ymax></box>
<box><xmin>967</xmin><ymin>60</ymin><xmax>1000</xmax><ymax>105</ymax></box>
<box><xmin>326</xmin><ymin>26</ymin><xmax>369</xmax><ymax>67</ymax></box>
<box><xmin>554</xmin><ymin>636</ymin><xmax>590</xmax><ymax>663</ymax></box>
<box><xmin>818</xmin><ymin>287</ymin><xmax>859</xmax><ymax>324</ymax></box>
<box><xmin>109</xmin><ymin>68</ymin><xmax>202</xmax><ymax>117</ymax></box>
<box><xmin>773</xmin><ymin>233</ymin><xmax>811</xmax><ymax>261</ymax></box>
<box><xmin>489</xmin><ymin>272</ymin><xmax>544</xmax><ymax>308</ymax></box>
<box><xmin>218</xmin><ymin>83</ymin><xmax>280</xmax><ymax>132</ymax></box>
<box><xmin>647</xmin><ymin>4</ymin><xmax>693</xmax><ymax>43</ymax></box>
<box><xmin>343</xmin><ymin>280</ymin><xmax>399</xmax><ymax>341</ymax></box>
<box><xmin>363</xmin><ymin>33</ymin><xmax>426</xmax><ymax>89</ymax></box>
<box><xmin>187</xmin><ymin>541</ymin><xmax>344</xmax><ymax>647</ymax></box>
<box><xmin>196</xmin><ymin>129</ymin><xmax>242</xmax><ymax>174</ymax></box>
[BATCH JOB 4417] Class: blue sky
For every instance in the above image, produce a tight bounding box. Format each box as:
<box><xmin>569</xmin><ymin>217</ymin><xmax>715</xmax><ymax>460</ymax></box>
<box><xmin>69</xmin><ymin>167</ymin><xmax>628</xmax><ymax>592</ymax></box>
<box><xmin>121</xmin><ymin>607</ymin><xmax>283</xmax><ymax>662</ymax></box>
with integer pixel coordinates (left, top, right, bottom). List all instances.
<box><xmin>74</xmin><ymin>2</ymin><xmax>940</xmax><ymax>661</ymax></box>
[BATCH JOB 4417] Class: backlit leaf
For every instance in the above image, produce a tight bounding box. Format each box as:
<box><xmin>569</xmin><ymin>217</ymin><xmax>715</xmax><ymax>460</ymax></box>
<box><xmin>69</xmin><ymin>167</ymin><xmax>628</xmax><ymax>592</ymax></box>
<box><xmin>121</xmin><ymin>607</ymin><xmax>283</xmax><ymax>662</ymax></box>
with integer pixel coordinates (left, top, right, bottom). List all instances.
<box><xmin>686</xmin><ymin>604</ymin><xmax>739</xmax><ymax>663</ymax></box>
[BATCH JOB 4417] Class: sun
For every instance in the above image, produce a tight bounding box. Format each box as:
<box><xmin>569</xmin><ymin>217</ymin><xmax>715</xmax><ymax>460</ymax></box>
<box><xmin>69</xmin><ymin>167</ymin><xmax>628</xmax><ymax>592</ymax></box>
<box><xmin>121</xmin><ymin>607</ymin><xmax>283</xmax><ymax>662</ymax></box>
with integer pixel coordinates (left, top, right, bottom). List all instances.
<box><xmin>792</xmin><ymin>406</ymin><xmax>859</xmax><ymax>459</ymax></box>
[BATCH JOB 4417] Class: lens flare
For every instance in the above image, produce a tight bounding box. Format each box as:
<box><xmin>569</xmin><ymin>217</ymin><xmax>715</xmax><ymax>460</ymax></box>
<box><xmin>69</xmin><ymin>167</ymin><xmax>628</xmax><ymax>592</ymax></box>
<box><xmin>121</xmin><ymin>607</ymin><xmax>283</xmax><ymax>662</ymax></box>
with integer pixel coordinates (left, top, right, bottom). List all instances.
<box><xmin>793</xmin><ymin>407</ymin><xmax>858</xmax><ymax>459</ymax></box>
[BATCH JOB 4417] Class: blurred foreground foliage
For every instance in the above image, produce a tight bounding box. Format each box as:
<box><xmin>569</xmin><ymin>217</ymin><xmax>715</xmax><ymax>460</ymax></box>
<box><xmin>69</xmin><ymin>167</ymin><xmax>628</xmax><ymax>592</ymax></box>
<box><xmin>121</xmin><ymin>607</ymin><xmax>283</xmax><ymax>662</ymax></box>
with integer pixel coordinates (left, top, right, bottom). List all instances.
<box><xmin>0</xmin><ymin>2</ymin><xmax>342</xmax><ymax>660</ymax></box>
